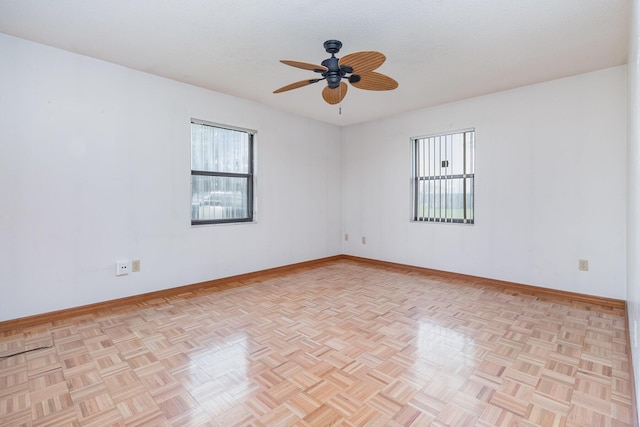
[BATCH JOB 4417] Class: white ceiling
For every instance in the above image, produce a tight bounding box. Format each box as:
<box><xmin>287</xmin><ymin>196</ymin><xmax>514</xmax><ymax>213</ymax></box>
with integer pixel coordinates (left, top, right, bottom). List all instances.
<box><xmin>0</xmin><ymin>0</ymin><xmax>631</xmax><ymax>126</ymax></box>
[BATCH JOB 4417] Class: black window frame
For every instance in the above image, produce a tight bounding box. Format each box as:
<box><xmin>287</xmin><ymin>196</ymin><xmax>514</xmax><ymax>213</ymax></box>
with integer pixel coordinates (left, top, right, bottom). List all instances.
<box><xmin>190</xmin><ymin>120</ymin><xmax>255</xmax><ymax>225</ymax></box>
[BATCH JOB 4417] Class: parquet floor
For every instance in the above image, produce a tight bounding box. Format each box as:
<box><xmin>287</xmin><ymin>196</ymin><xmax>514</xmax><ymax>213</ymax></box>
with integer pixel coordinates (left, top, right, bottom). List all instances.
<box><xmin>0</xmin><ymin>260</ymin><xmax>635</xmax><ymax>426</ymax></box>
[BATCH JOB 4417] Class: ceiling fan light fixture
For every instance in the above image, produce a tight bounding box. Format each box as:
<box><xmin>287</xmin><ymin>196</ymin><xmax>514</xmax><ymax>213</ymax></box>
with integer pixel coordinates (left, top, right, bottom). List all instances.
<box><xmin>327</xmin><ymin>72</ymin><xmax>342</xmax><ymax>88</ymax></box>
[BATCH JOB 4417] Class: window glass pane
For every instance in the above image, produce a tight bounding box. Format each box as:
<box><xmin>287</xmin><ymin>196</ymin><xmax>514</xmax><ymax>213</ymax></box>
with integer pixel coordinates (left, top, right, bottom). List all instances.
<box><xmin>417</xmin><ymin>180</ymin><xmax>426</xmax><ymax>219</ymax></box>
<box><xmin>465</xmin><ymin>131</ymin><xmax>475</xmax><ymax>175</ymax></box>
<box><xmin>428</xmin><ymin>179</ymin><xmax>435</xmax><ymax>219</ymax></box>
<box><xmin>191</xmin><ymin>120</ymin><xmax>254</xmax><ymax>225</ymax></box>
<box><xmin>450</xmin><ymin>133</ymin><xmax>464</xmax><ymax>175</ymax></box>
<box><xmin>434</xmin><ymin>178</ymin><xmax>442</xmax><ymax>217</ymax></box>
<box><xmin>416</xmin><ymin>140</ymin><xmax>425</xmax><ymax>176</ymax></box>
<box><xmin>451</xmin><ymin>178</ymin><xmax>465</xmax><ymax>220</ymax></box>
<box><xmin>191</xmin><ymin>124</ymin><xmax>250</xmax><ymax>173</ymax></box>
<box><xmin>466</xmin><ymin>177</ymin><xmax>474</xmax><ymax>221</ymax></box>
<box><xmin>432</xmin><ymin>137</ymin><xmax>440</xmax><ymax>176</ymax></box>
<box><xmin>412</xmin><ymin>129</ymin><xmax>474</xmax><ymax>224</ymax></box>
<box><xmin>191</xmin><ymin>175</ymin><xmax>249</xmax><ymax>221</ymax></box>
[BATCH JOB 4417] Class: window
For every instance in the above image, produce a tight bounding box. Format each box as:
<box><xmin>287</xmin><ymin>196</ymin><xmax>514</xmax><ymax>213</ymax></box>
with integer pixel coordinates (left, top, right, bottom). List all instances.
<box><xmin>191</xmin><ymin>120</ymin><xmax>255</xmax><ymax>225</ymax></box>
<box><xmin>412</xmin><ymin>129</ymin><xmax>475</xmax><ymax>224</ymax></box>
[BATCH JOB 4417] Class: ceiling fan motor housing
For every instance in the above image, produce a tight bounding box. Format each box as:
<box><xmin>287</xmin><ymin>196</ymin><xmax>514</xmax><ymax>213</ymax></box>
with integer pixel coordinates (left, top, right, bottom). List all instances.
<box><xmin>321</xmin><ymin>56</ymin><xmax>343</xmax><ymax>88</ymax></box>
<box><xmin>321</xmin><ymin>42</ymin><xmax>358</xmax><ymax>89</ymax></box>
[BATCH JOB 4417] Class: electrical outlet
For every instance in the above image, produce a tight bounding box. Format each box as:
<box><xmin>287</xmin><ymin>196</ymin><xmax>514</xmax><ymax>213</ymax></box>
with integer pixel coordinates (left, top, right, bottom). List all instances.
<box><xmin>362</xmin><ymin>236</ymin><xmax>367</xmax><ymax>244</ymax></box>
<box><xmin>131</xmin><ymin>259</ymin><xmax>141</xmax><ymax>272</ymax></box>
<box><xmin>116</xmin><ymin>261</ymin><xmax>129</xmax><ymax>276</ymax></box>
<box><xmin>578</xmin><ymin>259</ymin><xmax>589</xmax><ymax>271</ymax></box>
<box><xmin>344</xmin><ymin>233</ymin><xmax>349</xmax><ymax>241</ymax></box>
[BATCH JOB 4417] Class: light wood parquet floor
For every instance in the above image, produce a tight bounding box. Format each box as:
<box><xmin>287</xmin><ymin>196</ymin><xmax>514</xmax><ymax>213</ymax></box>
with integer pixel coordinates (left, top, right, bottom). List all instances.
<box><xmin>0</xmin><ymin>260</ymin><xmax>635</xmax><ymax>426</ymax></box>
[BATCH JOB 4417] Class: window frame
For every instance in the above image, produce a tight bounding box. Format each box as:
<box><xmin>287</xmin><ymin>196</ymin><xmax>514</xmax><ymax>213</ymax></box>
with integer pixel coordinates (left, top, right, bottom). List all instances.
<box><xmin>190</xmin><ymin>119</ymin><xmax>256</xmax><ymax>226</ymax></box>
<box><xmin>411</xmin><ymin>128</ymin><xmax>475</xmax><ymax>224</ymax></box>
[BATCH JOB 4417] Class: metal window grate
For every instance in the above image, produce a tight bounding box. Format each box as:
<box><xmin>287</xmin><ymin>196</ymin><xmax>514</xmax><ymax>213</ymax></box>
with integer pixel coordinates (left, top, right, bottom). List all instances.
<box><xmin>412</xmin><ymin>129</ymin><xmax>475</xmax><ymax>224</ymax></box>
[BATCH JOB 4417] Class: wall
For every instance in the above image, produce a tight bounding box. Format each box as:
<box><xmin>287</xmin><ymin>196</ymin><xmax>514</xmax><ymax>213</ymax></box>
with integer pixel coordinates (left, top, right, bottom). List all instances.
<box><xmin>0</xmin><ymin>31</ymin><xmax>630</xmax><ymax>322</ymax></box>
<box><xmin>0</xmin><ymin>33</ymin><xmax>343</xmax><ymax>321</ymax></box>
<box><xmin>628</xmin><ymin>0</ymin><xmax>640</xmax><ymax>416</ymax></box>
<box><xmin>342</xmin><ymin>66</ymin><xmax>627</xmax><ymax>299</ymax></box>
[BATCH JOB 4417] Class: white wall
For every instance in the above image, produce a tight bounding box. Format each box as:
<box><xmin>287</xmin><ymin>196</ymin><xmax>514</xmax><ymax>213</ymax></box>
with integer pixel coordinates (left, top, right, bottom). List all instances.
<box><xmin>342</xmin><ymin>66</ymin><xmax>627</xmax><ymax>299</ymax></box>
<box><xmin>0</xmin><ymin>31</ymin><xmax>630</xmax><ymax>324</ymax></box>
<box><xmin>0</xmin><ymin>33</ymin><xmax>343</xmax><ymax>321</ymax></box>
<box><xmin>627</xmin><ymin>0</ymin><xmax>640</xmax><ymax>416</ymax></box>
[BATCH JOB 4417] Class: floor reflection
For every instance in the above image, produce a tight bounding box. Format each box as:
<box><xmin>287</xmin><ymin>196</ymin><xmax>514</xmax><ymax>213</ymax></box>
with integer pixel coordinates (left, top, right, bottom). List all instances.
<box><xmin>188</xmin><ymin>332</ymin><xmax>254</xmax><ymax>418</ymax></box>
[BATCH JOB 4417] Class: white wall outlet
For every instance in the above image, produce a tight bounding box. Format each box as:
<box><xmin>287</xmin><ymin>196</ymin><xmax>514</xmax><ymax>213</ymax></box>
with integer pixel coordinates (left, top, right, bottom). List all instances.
<box><xmin>116</xmin><ymin>261</ymin><xmax>129</xmax><ymax>276</ymax></box>
<box><xmin>344</xmin><ymin>233</ymin><xmax>349</xmax><ymax>241</ymax></box>
<box><xmin>578</xmin><ymin>259</ymin><xmax>589</xmax><ymax>271</ymax></box>
<box><xmin>131</xmin><ymin>259</ymin><xmax>141</xmax><ymax>272</ymax></box>
<box><xmin>362</xmin><ymin>236</ymin><xmax>367</xmax><ymax>244</ymax></box>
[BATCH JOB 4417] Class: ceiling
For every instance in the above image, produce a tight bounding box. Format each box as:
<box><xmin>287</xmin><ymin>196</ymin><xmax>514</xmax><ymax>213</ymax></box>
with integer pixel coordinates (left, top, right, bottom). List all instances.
<box><xmin>0</xmin><ymin>0</ymin><xmax>631</xmax><ymax>126</ymax></box>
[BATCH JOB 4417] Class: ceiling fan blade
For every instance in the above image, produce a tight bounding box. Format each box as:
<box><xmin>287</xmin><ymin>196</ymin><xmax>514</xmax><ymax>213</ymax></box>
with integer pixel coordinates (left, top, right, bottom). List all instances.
<box><xmin>280</xmin><ymin>60</ymin><xmax>328</xmax><ymax>72</ymax></box>
<box><xmin>322</xmin><ymin>82</ymin><xmax>348</xmax><ymax>105</ymax></box>
<box><xmin>351</xmin><ymin>71</ymin><xmax>399</xmax><ymax>91</ymax></box>
<box><xmin>339</xmin><ymin>51</ymin><xmax>386</xmax><ymax>73</ymax></box>
<box><xmin>273</xmin><ymin>79</ymin><xmax>321</xmax><ymax>93</ymax></box>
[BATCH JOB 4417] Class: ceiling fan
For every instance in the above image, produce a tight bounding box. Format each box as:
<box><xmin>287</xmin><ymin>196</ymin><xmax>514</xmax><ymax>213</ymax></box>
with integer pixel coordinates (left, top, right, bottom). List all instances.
<box><xmin>273</xmin><ymin>40</ymin><xmax>398</xmax><ymax>105</ymax></box>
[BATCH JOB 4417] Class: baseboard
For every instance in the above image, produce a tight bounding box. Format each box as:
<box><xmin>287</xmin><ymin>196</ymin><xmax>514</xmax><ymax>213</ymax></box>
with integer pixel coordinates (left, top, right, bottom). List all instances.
<box><xmin>0</xmin><ymin>255</ymin><xmax>342</xmax><ymax>333</ymax></box>
<box><xmin>0</xmin><ymin>253</ymin><xmax>626</xmax><ymax>333</ymax></box>
<box><xmin>341</xmin><ymin>255</ymin><xmax>626</xmax><ymax>310</ymax></box>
